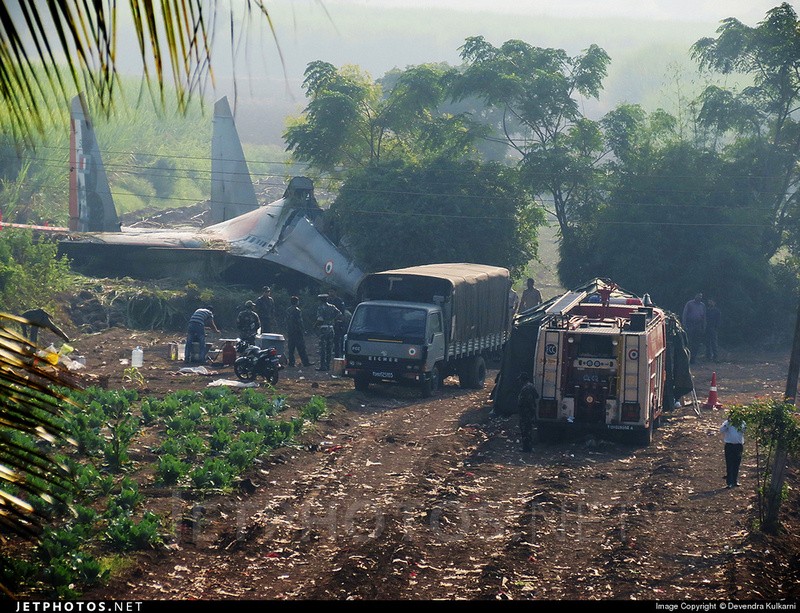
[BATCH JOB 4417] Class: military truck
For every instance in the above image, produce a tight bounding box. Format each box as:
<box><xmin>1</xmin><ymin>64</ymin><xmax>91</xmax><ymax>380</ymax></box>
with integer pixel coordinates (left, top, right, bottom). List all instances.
<box><xmin>343</xmin><ymin>263</ymin><xmax>511</xmax><ymax>397</ymax></box>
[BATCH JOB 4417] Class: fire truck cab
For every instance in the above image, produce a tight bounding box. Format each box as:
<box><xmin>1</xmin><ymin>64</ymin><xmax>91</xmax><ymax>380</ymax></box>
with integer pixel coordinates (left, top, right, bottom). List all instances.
<box><xmin>532</xmin><ymin>285</ymin><xmax>667</xmax><ymax>445</ymax></box>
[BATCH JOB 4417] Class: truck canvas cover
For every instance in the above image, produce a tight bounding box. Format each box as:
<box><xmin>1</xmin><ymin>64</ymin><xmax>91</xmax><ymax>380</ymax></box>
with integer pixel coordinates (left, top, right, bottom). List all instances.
<box><xmin>357</xmin><ymin>263</ymin><xmax>509</xmax><ymax>343</ymax></box>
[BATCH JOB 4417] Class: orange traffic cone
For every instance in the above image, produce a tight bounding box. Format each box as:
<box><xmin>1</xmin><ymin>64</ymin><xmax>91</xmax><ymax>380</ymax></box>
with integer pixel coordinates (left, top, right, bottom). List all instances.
<box><xmin>703</xmin><ymin>371</ymin><xmax>723</xmax><ymax>410</ymax></box>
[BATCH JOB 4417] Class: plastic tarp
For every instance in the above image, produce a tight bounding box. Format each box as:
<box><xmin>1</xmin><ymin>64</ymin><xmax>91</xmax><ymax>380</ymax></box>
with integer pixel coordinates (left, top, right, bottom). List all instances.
<box><xmin>357</xmin><ymin>263</ymin><xmax>510</xmax><ymax>343</ymax></box>
<box><xmin>491</xmin><ymin>278</ymin><xmax>695</xmax><ymax>416</ymax></box>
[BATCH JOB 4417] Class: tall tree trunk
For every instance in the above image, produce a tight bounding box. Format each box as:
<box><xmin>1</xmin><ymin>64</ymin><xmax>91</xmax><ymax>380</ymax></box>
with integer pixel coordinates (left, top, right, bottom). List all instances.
<box><xmin>763</xmin><ymin>300</ymin><xmax>800</xmax><ymax>533</ymax></box>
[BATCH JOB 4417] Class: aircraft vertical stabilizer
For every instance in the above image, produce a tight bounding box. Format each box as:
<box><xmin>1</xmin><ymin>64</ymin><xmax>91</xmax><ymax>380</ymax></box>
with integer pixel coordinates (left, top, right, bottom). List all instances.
<box><xmin>210</xmin><ymin>97</ymin><xmax>259</xmax><ymax>223</ymax></box>
<box><xmin>69</xmin><ymin>94</ymin><xmax>120</xmax><ymax>232</ymax></box>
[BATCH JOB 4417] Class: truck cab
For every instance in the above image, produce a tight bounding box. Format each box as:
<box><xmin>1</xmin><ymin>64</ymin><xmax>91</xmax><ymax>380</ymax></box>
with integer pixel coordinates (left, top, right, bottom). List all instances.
<box><xmin>344</xmin><ymin>300</ymin><xmax>445</xmax><ymax>396</ymax></box>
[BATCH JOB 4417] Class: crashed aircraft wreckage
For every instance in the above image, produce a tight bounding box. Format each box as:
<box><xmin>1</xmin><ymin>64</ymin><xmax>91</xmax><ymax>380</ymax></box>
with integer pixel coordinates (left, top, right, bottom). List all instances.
<box><xmin>59</xmin><ymin>94</ymin><xmax>365</xmax><ymax>296</ymax></box>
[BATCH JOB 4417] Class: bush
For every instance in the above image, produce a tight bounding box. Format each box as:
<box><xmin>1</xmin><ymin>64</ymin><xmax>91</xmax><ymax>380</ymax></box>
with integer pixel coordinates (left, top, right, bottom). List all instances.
<box><xmin>156</xmin><ymin>454</ymin><xmax>189</xmax><ymax>486</ymax></box>
<box><xmin>190</xmin><ymin>458</ymin><xmax>235</xmax><ymax>489</ymax></box>
<box><xmin>300</xmin><ymin>396</ymin><xmax>328</xmax><ymax>422</ymax></box>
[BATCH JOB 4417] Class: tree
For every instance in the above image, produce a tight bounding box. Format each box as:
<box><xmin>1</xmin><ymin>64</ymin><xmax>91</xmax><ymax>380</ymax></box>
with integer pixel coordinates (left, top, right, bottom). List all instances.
<box><xmin>284</xmin><ymin>61</ymin><xmax>485</xmax><ymax>174</ymax></box>
<box><xmin>0</xmin><ymin>1</ymin><xmax>272</xmax><ymax>143</ymax></box>
<box><xmin>691</xmin><ymin>3</ymin><xmax>800</xmax><ymax>260</ymax></box>
<box><xmin>727</xmin><ymin>398</ymin><xmax>799</xmax><ymax>533</ymax></box>
<box><xmin>560</xmin><ymin>103</ymin><xmax>798</xmax><ymax>343</ymax></box>
<box><xmin>451</xmin><ymin>36</ymin><xmax>611</xmax><ymax>247</ymax></box>
<box><xmin>329</xmin><ymin>158</ymin><xmax>542</xmax><ymax>276</ymax></box>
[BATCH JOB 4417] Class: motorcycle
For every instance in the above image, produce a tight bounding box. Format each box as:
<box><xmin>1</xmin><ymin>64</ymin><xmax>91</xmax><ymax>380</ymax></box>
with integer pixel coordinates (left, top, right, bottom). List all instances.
<box><xmin>233</xmin><ymin>340</ymin><xmax>283</xmax><ymax>385</ymax></box>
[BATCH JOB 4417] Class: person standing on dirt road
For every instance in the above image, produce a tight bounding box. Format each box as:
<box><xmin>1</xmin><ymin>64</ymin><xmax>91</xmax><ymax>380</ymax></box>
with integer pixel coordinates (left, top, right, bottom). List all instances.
<box><xmin>682</xmin><ymin>292</ymin><xmax>706</xmax><ymax>365</ymax></box>
<box><xmin>720</xmin><ymin>416</ymin><xmax>745</xmax><ymax>488</ymax></box>
<box><xmin>185</xmin><ymin>306</ymin><xmax>219</xmax><ymax>363</ymax></box>
<box><xmin>704</xmin><ymin>298</ymin><xmax>721</xmax><ymax>362</ymax></box>
<box><xmin>517</xmin><ymin>372</ymin><xmax>539</xmax><ymax>452</ymax></box>
<box><xmin>285</xmin><ymin>295</ymin><xmax>312</xmax><ymax>368</ymax></box>
<box><xmin>255</xmin><ymin>286</ymin><xmax>275</xmax><ymax>334</ymax></box>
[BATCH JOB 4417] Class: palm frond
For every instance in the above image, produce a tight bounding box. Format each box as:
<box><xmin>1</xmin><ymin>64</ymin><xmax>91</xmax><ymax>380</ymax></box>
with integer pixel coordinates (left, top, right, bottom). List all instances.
<box><xmin>0</xmin><ymin>1</ymin><xmax>275</xmax><ymax>145</ymax></box>
<box><xmin>0</xmin><ymin>313</ymin><xmax>83</xmax><ymax>540</ymax></box>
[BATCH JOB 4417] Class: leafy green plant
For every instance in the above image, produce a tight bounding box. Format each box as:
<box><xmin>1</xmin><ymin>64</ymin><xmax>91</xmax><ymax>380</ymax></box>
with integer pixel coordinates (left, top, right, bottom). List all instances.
<box><xmin>122</xmin><ymin>366</ymin><xmax>145</xmax><ymax>388</ymax></box>
<box><xmin>190</xmin><ymin>458</ymin><xmax>235</xmax><ymax>489</ymax></box>
<box><xmin>209</xmin><ymin>429</ymin><xmax>233</xmax><ymax>453</ymax></box>
<box><xmin>727</xmin><ymin>398</ymin><xmax>800</xmax><ymax>532</ymax></box>
<box><xmin>166</xmin><ymin>415</ymin><xmax>198</xmax><ymax>436</ymax></box>
<box><xmin>181</xmin><ymin>402</ymin><xmax>205</xmax><ymax>423</ymax></box>
<box><xmin>105</xmin><ymin>511</ymin><xmax>162</xmax><ymax>551</ymax></box>
<box><xmin>156</xmin><ymin>454</ymin><xmax>189</xmax><ymax>486</ymax></box>
<box><xmin>182</xmin><ymin>434</ymin><xmax>207</xmax><ymax>459</ymax></box>
<box><xmin>300</xmin><ymin>395</ymin><xmax>328</xmax><ymax>422</ymax></box>
<box><xmin>155</xmin><ymin>437</ymin><xmax>181</xmax><ymax>457</ymax></box>
<box><xmin>227</xmin><ymin>441</ymin><xmax>258</xmax><ymax>471</ymax></box>
<box><xmin>114</xmin><ymin>478</ymin><xmax>143</xmax><ymax>511</ymax></box>
<box><xmin>0</xmin><ymin>229</ymin><xmax>72</xmax><ymax>313</ymax></box>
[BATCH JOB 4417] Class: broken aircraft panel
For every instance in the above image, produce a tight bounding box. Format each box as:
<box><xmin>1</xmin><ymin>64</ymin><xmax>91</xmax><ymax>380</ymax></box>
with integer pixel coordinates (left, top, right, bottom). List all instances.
<box><xmin>58</xmin><ymin>94</ymin><xmax>365</xmax><ymax>296</ymax></box>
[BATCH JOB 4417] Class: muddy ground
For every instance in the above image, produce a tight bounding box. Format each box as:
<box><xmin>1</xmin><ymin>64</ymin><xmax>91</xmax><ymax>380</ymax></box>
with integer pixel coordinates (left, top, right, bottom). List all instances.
<box><xmin>33</xmin><ymin>324</ymin><xmax>800</xmax><ymax>602</ymax></box>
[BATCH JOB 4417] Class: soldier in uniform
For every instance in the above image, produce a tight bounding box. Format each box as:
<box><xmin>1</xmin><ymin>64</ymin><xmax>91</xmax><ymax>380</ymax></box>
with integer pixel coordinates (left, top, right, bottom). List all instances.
<box><xmin>517</xmin><ymin>372</ymin><xmax>539</xmax><ymax>452</ymax></box>
<box><xmin>315</xmin><ymin>294</ymin><xmax>342</xmax><ymax>371</ymax></box>
<box><xmin>327</xmin><ymin>288</ymin><xmax>347</xmax><ymax>358</ymax></box>
<box><xmin>285</xmin><ymin>295</ymin><xmax>312</xmax><ymax>367</ymax></box>
<box><xmin>236</xmin><ymin>300</ymin><xmax>261</xmax><ymax>346</ymax></box>
<box><xmin>255</xmin><ymin>286</ymin><xmax>275</xmax><ymax>334</ymax></box>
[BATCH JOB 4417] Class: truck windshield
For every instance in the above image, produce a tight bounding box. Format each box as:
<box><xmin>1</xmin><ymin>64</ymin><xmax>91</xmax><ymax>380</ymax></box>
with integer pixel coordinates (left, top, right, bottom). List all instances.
<box><xmin>349</xmin><ymin>305</ymin><xmax>427</xmax><ymax>339</ymax></box>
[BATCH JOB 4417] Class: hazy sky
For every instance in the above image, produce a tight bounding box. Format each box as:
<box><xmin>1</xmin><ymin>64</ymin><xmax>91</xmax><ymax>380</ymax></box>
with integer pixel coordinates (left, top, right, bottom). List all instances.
<box><xmin>322</xmin><ymin>0</ymin><xmax>788</xmax><ymax>23</ymax></box>
<box><xmin>110</xmin><ymin>0</ymin><xmax>794</xmax><ymax>143</ymax></box>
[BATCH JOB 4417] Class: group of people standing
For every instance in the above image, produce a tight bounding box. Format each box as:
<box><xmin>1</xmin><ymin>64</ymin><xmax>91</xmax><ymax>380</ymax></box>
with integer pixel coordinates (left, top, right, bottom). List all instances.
<box><xmin>186</xmin><ymin>285</ymin><xmax>351</xmax><ymax>372</ymax></box>
<box><xmin>681</xmin><ymin>292</ymin><xmax>722</xmax><ymax>364</ymax></box>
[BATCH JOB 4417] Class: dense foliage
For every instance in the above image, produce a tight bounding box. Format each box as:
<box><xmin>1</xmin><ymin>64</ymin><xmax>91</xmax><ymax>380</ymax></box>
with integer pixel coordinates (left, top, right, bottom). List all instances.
<box><xmin>329</xmin><ymin>158</ymin><xmax>542</xmax><ymax>276</ymax></box>
<box><xmin>0</xmin><ymin>229</ymin><xmax>72</xmax><ymax>315</ymax></box>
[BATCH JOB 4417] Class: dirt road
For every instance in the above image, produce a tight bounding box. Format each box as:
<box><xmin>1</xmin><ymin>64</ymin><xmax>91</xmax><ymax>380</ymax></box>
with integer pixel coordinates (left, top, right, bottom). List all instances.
<box><xmin>73</xmin><ymin>329</ymin><xmax>797</xmax><ymax>601</ymax></box>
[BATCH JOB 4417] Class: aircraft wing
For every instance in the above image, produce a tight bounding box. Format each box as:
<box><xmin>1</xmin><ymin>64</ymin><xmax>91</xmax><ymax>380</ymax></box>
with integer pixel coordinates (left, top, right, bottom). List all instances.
<box><xmin>60</xmin><ymin>94</ymin><xmax>366</xmax><ymax>296</ymax></box>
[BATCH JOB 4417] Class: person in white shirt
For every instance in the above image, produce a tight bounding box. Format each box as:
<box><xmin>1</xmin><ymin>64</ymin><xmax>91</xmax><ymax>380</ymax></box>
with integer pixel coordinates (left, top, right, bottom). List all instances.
<box><xmin>720</xmin><ymin>418</ymin><xmax>745</xmax><ymax>488</ymax></box>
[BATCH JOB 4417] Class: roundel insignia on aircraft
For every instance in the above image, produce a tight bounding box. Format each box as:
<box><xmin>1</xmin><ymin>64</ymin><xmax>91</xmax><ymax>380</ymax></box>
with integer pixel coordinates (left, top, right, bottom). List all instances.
<box><xmin>628</xmin><ymin>348</ymin><xmax>639</xmax><ymax>361</ymax></box>
<box><xmin>324</xmin><ymin>260</ymin><xmax>334</xmax><ymax>275</ymax></box>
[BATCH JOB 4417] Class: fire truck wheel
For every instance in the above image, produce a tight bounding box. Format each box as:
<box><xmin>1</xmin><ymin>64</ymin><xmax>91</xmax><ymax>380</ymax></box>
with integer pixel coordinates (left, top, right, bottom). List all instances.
<box><xmin>536</xmin><ymin>423</ymin><xmax>562</xmax><ymax>443</ymax></box>
<box><xmin>633</xmin><ymin>423</ymin><xmax>653</xmax><ymax>446</ymax></box>
<box><xmin>354</xmin><ymin>375</ymin><xmax>370</xmax><ymax>392</ymax></box>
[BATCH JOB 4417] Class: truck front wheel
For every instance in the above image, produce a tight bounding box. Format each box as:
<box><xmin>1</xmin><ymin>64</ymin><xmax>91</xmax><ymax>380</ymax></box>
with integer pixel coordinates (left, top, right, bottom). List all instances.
<box><xmin>421</xmin><ymin>365</ymin><xmax>441</xmax><ymax>398</ymax></box>
<box><xmin>354</xmin><ymin>375</ymin><xmax>370</xmax><ymax>392</ymax></box>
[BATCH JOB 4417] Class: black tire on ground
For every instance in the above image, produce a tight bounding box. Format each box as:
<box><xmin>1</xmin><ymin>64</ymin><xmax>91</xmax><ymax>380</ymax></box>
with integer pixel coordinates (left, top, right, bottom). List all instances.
<box><xmin>421</xmin><ymin>365</ymin><xmax>441</xmax><ymax>398</ymax></box>
<box><xmin>234</xmin><ymin>359</ymin><xmax>256</xmax><ymax>382</ymax></box>
<box><xmin>632</xmin><ymin>423</ymin><xmax>653</xmax><ymax>446</ymax></box>
<box><xmin>536</xmin><ymin>422</ymin><xmax>562</xmax><ymax>443</ymax></box>
<box><xmin>267</xmin><ymin>368</ymin><xmax>279</xmax><ymax>386</ymax></box>
<box><xmin>459</xmin><ymin>355</ymin><xmax>487</xmax><ymax>389</ymax></box>
<box><xmin>354</xmin><ymin>376</ymin><xmax>370</xmax><ymax>392</ymax></box>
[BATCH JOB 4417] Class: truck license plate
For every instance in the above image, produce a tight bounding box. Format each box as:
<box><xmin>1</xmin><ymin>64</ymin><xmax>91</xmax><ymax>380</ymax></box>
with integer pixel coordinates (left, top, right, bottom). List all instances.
<box><xmin>372</xmin><ymin>371</ymin><xmax>394</xmax><ymax>379</ymax></box>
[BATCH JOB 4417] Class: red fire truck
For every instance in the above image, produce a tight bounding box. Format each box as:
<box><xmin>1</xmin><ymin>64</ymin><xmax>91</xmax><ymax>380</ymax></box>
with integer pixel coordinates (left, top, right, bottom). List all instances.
<box><xmin>493</xmin><ymin>279</ymin><xmax>693</xmax><ymax>446</ymax></box>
